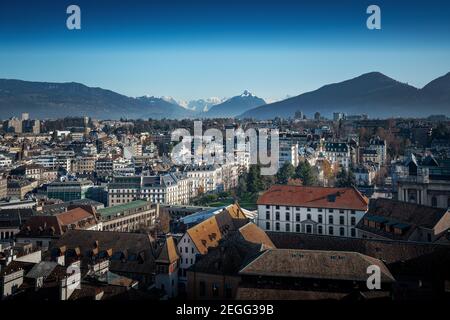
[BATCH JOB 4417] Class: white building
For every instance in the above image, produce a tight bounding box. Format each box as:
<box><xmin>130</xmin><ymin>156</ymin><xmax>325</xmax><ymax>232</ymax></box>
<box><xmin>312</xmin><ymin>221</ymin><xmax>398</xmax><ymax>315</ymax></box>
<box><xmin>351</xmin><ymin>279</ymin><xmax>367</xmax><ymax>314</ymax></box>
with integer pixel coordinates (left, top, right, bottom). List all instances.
<box><xmin>0</xmin><ymin>155</ymin><xmax>13</xmax><ymax>168</ymax></box>
<box><xmin>279</xmin><ymin>142</ymin><xmax>299</xmax><ymax>169</ymax></box>
<box><xmin>185</xmin><ymin>165</ymin><xmax>223</xmax><ymax>194</ymax></box>
<box><xmin>368</xmin><ymin>137</ymin><xmax>387</xmax><ymax>165</ymax></box>
<box><xmin>107</xmin><ymin>172</ymin><xmax>194</xmax><ymax>206</ymax></box>
<box><xmin>314</xmin><ymin>141</ymin><xmax>351</xmax><ymax>171</ymax></box>
<box><xmin>256</xmin><ymin>185</ymin><xmax>368</xmax><ymax>238</ymax></box>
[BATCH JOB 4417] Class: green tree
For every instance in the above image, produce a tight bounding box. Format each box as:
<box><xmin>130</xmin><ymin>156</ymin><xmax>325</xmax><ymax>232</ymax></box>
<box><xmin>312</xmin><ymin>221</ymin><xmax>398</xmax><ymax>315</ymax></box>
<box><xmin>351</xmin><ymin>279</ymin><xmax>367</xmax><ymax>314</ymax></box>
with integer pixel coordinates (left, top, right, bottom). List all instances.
<box><xmin>276</xmin><ymin>162</ymin><xmax>295</xmax><ymax>184</ymax></box>
<box><xmin>247</xmin><ymin>164</ymin><xmax>263</xmax><ymax>193</ymax></box>
<box><xmin>335</xmin><ymin>169</ymin><xmax>356</xmax><ymax>188</ymax></box>
<box><xmin>294</xmin><ymin>161</ymin><xmax>317</xmax><ymax>186</ymax></box>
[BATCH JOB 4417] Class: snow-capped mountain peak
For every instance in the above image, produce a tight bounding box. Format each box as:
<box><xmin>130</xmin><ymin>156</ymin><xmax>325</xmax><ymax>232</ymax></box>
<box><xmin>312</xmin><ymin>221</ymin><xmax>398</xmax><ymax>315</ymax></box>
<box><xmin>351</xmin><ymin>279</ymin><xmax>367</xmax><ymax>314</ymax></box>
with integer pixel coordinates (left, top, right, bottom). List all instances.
<box><xmin>240</xmin><ymin>90</ymin><xmax>254</xmax><ymax>97</ymax></box>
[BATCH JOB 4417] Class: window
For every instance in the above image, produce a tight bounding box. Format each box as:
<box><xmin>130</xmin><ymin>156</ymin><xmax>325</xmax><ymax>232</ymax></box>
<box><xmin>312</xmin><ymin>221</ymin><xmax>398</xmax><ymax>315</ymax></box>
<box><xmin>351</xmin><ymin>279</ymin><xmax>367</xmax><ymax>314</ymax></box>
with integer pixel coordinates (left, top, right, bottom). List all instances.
<box><xmin>318</xmin><ymin>215</ymin><xmax>323</xmax><ymax>223</ymax></box>
<box><xmin>318</xmin><ymin>208</ymin><xmax>323</xmax><ymax>212</ymax></box>
<box><xmin>351</xmin><ymin>228</ymin><xmax>356</xmax><ymax>237</ymax></box>
<box><xmin>448</xmin><ymin>197</ymin><xmax>450</xmax><ymax>208</ymax></box>
<box><xmin>339</xmin><ymin>210</ymin><xmax>344</xmax><ymax>214</ymax></box>
<box><xmin>328</xmin><ymin>216</ymin><xmax>334</xmax><ymax>224</ymax></box>
<box><xmin>340</xmin><ymin>227</ymin><xmax>345</xmax><ymax>236</ymax></box>
<box><xmin>276</xmin><ymin>205</ymin><xmax>280</xmax><ymax>210</ymax></box>
<box><xmin>286</xmin><ymin>223</ymin><xmax>290</xmax><ymax>232</ymax></box>
<box><xmin>266</xmin><ymin>222</ymin><xmax>270</xmax><ymax>230</ymax></box>
<box><xmin>266</xmin><ymin>213</ymin><xmax>270</xmax><ymax>220</ymax></box>
<box><xmin>339</xmin><ymin>216</ymin><xmax>345</xmax><ymax>225</ymax></box>
<box><xmin>199</xmin><ymin>281</ymin><xmax>206</xmax><ymax>296</ymax></box>
<box><xmin>212</xmin><ymin>284</ymin><xmax>219</xmax><ymax>297</ymax></box>
<box><xmin>185</xmin><ymin>247</ymin><xmax>188</xmax><ymax>253</ymax></box>
<box><xmin>306</xmin><ymin>225</ymin><xmax>312</xmax><ymax>234</ymax></box>
<box><xmin>296</xmin><ymin>214</ymin><xmax>300</xmax><ymax>222</ymax></box>
<box><xmin>318</xmin><ymin>225</ymin><xmax>323</xmax><ymax>234</ymax></box>
<box><xmin>328</xmin><ymin>226</ymin><xmax>334</xmax><ymax>235</ymax></box>
<box><xmin>275</xmin><ymin>222</ymin><xmax>280</xmax><ymax>231</ymax></box>
<box><xmin>351</xmin><ymin>210</ymin><xmax>355</xmax><ymax>214</ymax></box>
<box><xmin>329</xmin><ymin>209</ymin><xmax>334</xmax><ymax>213</ymax></box>
<box><xmin>275</xmin><ymin>212</ymin><xmax>280</xmax><ymax>220</ymax></box>
<box><xmin>285</xmin><ymin>213</ymin><xmax>290</xmax><ymax>221</ymax></box>
<box><xmin>306</xmin><ymin>214</ymin><xmax>311</xmax><ymax>220</ymax></box>
<box><xmin>431</xmin><ymin>196</ymin><xmax>437</xmax><ymax>207</ymax></box>
<box><xmin>266</xmin><ymin>205</ymin><xmax>270</xmax><ymax>209</ymax></box>
<box><xmin>296</xmin><ymin>224</ymin><xmax>300</xmax><ymax>232</ymax></box>
<box><xmin>192</xmin><ymin>248</ymin><xmax>194</xmax><ymax>254</ymax></box>
<box><xmin>351</xmin><ymin>217</ymin><xmax>356</xmax><ymax>226</ymax></box>
<box><xmin>296</xmin><ymin>207</ymin><xmax>300</xmax><ymax>211</ymax></box>
<box><xmin>285</xmin><ymin>206</ymin><xmax>290</xmax><ymax>210</ymax></box>
<box><xmin>307</xmin><ymin>208</ymin><xmax>311</xmax><ymax>212</ymax></box>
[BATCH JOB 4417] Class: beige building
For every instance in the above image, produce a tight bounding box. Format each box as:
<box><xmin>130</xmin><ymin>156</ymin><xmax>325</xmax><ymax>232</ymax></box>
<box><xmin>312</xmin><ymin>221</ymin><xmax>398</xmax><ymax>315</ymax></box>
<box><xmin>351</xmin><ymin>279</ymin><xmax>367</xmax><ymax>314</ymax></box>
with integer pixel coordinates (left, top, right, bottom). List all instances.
<box><xmin>0</xmin><ymin>176</ymin><xmax>7</xmax><ymax>199</ymax></box>
<box><xmin>7</xmin><ymin>180</ymin><xmax>38</xmax><ymax>200</ymax></box>
<box><xmin>72</xmin><ymin>156</ymin><xmax>96</xmax><ymax>174</ymax></box>
<box><xmin>98</xmin><ymin>200</ymin><xmax>157</xmax><ymax>232</ymax></box>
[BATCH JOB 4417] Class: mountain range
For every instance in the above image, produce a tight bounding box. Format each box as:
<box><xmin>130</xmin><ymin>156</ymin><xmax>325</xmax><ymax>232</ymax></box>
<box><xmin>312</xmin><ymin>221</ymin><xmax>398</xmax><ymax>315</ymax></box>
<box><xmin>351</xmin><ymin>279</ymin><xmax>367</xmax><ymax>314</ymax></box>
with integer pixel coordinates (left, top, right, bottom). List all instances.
<box><xmin>239</xmin><ymin>72</ymin><xmax>450</xmax><ymax>119</ymax></box>
<box><xmin>0</xmin><ymin>72</ymin><xmax>449</xmax><ymax>120</ymax></box>
<box><xmin>0</xmin><ymin>79</ymin><xmax>193</xmax><ymax>120</ymax></box>
<box><xmin>204</xmin><ymin>90</ymin><xmax>266</xmax><ymax>118</ymax></box>
<box><xmin>161</xmin><ymin>96</ymin><xmax>227</xmax><ymax>112</ymax></box>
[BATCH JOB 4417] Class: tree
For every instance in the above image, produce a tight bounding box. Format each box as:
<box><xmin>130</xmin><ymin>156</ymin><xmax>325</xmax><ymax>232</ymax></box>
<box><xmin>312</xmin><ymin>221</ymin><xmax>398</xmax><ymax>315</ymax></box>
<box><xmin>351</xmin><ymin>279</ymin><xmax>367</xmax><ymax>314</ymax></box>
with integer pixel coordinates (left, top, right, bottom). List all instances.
<box><xmin>276</xmin><ymin>162</ymin><xmax>295</xmax><ymax>185</ymax></box>
<box><xmin>237</xmin><ymin>175</ymin><xmax>248</xmax><ymax>194</ymax></box>
<box><xmin>294</xmin><ymin>161</ymin><xmax>317</xmax><ymax>186</ymax></box>
<box><xmin>335</xmin><ymin>168</ymin><xmax>356</xmax><ymax>188</ymax></box>
<box><xmin>322</xmin><ymin>160</ymin><xmax>334</xmax><ymax>181</ymax></box>
<box><xmin>247</xmin><ymin>164</ymin><xmax>263</xmax><ymax>193</ymax></box>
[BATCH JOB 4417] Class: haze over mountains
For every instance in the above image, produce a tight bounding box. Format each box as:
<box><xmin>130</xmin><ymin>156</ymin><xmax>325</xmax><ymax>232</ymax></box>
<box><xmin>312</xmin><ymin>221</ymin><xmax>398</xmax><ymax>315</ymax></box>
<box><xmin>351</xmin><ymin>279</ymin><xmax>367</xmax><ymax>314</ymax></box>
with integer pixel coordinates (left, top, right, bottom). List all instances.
<box><xmin>204</xmin><ymin>90</ymin><xmax>266</xmax><ymax>118</ymax></box>
<box><xmin>0</xmin><ymin>72</ymin><xmax>449</xmax><ymax>120</ymax></box>
<box><xmin>0</xmin><ymin>79</ymin><xmax>193</xmax><ymax>120</ymax></box>
<box><xmin>239</xmin><ymin>72</ymin><xmax>450</xmax><ymax>119</ymax></box>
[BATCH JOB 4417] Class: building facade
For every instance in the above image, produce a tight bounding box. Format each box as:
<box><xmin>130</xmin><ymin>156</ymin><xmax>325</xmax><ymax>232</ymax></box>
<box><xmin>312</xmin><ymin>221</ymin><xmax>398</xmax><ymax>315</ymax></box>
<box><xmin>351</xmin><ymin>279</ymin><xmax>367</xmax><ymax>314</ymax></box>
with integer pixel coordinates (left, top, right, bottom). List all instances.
<box><xmin>257</xmin><ymin>185</ymin><xmax>368</xmax><ymax>238</ymax></box>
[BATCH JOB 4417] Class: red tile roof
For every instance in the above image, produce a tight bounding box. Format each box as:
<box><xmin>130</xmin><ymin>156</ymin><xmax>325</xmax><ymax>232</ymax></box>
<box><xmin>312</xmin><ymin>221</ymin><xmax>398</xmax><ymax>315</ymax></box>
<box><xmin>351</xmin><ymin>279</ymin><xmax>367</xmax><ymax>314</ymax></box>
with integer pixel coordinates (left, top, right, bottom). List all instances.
<box><xmin>257</xmin><ymin>185</ymin><xmax>368</xmax><ymax>211</ymax></box>
<box><xmin>56</xmin><ymin>207</ymin><xmax>96</xmax><ymax>226</ymax></box>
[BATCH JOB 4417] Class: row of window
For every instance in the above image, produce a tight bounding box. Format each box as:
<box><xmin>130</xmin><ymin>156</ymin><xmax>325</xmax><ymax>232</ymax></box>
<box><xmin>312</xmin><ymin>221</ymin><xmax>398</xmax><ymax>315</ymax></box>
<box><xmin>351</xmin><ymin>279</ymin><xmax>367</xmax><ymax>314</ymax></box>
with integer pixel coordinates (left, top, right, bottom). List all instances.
<box><xmin>264</xmin><ymin>205</ymin><xmax>356</xmax><ymax>214</ymax></box>
<box><xmin>265</xmin><ymin>212</ymin><xmax>356</xmax><ymax>225</ymax></box>
<box><xmin>265</xmin><ymin>222</ymin><xmax>356</xmax><ymax>237</ymax></box>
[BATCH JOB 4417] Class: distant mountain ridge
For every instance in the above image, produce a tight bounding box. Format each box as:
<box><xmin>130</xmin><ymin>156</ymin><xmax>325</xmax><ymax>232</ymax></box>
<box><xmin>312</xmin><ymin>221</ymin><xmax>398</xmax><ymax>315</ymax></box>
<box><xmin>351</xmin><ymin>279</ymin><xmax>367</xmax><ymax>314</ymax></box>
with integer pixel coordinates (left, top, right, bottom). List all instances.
<box><xmin>161</xmin><ymin>96</ymin><xmax>227</xmax><ymax>112</ymax></box>
<box><xmin>0</xmin><ymin>79</ymin><xmax>194</xmax><ymax>120</ymax></box>
<box><xmin>239</xmin><ymin>72</ymin><xmax>450</xmax><ymax>119</ymax></box>
<box><xmin>1</xmin><ymin>73</ymin><xmax>450</xmax><ymax>120</ymax></box>
<box><xmin>205</xmin><ymin>90</ymin><xmax>266</xmax><ymax>118</ymax></box>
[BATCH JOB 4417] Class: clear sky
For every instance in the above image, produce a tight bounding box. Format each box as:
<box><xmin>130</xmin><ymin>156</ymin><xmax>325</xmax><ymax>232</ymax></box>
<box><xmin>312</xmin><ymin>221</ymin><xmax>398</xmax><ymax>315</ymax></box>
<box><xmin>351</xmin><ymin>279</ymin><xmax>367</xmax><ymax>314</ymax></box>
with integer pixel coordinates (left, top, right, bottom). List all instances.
<box><xmin>1</xmin><ymin>0</ymin><xmax>450</xmax><ymax>101</ymax></box>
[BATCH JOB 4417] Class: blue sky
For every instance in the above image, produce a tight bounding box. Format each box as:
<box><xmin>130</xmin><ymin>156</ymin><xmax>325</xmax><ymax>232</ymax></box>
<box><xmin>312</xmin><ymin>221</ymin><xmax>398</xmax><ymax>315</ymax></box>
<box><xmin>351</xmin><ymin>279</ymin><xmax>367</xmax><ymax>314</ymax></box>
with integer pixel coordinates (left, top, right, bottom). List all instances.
<box><xmin>1</xmin><ymin>0</ymin><xmax>450</xmax><ymax>101</ymax></box>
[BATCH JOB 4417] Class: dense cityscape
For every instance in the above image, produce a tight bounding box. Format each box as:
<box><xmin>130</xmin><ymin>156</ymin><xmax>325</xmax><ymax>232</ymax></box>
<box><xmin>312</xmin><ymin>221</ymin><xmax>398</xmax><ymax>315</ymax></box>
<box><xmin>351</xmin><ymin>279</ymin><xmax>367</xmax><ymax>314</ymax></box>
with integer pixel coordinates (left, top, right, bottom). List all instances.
<box><xmin>1</xmin><ymin>0</ymin><xmax>450</xmax><ymax>314</ymax></box>
<box><xmin>0</xmin><ymin>111</ymin><xmax>449</xmax><ymax>301</ymax></box>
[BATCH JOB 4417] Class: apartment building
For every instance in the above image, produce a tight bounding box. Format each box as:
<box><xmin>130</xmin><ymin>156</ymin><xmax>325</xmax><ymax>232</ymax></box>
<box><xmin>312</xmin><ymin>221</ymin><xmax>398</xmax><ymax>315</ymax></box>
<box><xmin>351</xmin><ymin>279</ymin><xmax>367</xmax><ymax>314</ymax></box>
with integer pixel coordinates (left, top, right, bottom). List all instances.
<box><xmin>185</xmin><ymin>165</ymin><xmax>223</xmax><ymax>194</ymax></box>
<box><xmin>256</xmin><ymin>185</ymin><xmax>369</xmax><ymax>238</ymax></box>
<box><xmin>314</xmin><ymin>141</ymin><xmax>351</xmax><ymax>171</ymax></box>
<box><xmin>397</xmin><ymin>154</ymin><xmax>450</xmax><ymax>209</ymax></box>
<box><xmin>107</xmin><ymin>172</ymin><xmax>194</xmax><ymax>206</ymax></box>
<box><xmin>98</xmin><ymin>200</ymin><xmax>157</xmax><ymax>232</ymax></box>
